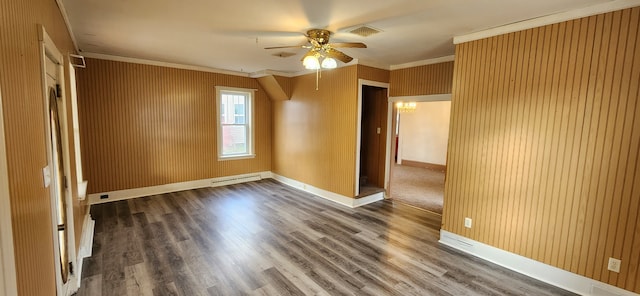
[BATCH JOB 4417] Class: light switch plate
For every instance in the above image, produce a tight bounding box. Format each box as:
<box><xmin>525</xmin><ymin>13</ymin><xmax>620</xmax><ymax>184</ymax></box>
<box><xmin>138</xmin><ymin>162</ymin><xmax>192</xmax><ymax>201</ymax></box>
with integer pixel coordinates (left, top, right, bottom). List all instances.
<box><xmin>42</xmin><ymin>166</ymin><xmax>51</xmax><ymax>188</ymax></box>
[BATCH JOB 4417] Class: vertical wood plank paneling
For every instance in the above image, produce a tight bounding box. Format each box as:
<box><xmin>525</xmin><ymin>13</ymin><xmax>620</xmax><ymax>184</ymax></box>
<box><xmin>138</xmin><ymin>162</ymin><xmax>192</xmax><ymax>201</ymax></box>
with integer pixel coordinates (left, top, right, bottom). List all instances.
<box><xmin>617</xmin><ymin>8</ymin><xmax>640</xmax><ymax>290</ymax></box>
<box><xmin>357</xmin><ymin>65</ymin><xmax>390</xmax><ymax>83</ymax></box>
<box><xmin>272</xmin><ymin>66</ymin><xmax>358</xmax><ymax>197</ymax></box>
<box><xmin>0</xmin><ymin>0</ymin><xmax>88</xmax><ymax>294</ymax></box>
<box><xmin>389</xmin><ymin>62</ymin><xmax>454</xmax><ymax>96</ymax></box>
<box><xmin>273</xmin><ymin>75</ymin><xmax>292</xmax><ymax>98</ymax></box>
<box><xmin>76</xmin><ymin>58</ymin><xmax>272</xmax><ymax>193</ymax></box>
<box><xmin>443</xmin><ymin>7</ymin><xmax>640</xmax><ymax>293</ymax></box>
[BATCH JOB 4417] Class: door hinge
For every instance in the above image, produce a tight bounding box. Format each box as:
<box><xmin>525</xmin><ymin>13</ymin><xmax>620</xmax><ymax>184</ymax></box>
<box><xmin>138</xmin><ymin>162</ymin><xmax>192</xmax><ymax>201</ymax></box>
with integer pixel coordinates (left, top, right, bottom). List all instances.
<box><xmin>64</xmin><ymin>176</ymin><xmax>68</xmax><ymax>189</ymax></box>
<box><xmin>56</xmin><ymin>84</ymin><xmax>62</xmax><ymax>98</ymax></box>
<box><xmin>69</xmin><ymin>262</ymin><xmax>74</xmax><ymax>275</ymax></box>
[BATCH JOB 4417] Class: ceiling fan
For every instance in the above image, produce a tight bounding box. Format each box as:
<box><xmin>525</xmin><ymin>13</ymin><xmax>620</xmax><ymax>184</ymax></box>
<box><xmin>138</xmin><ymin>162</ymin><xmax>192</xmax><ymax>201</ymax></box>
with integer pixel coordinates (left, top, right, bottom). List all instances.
<box><xmin>264</xmin><ymin>29</ymin><xmax>367</xmax><ymax>69</ymax></box>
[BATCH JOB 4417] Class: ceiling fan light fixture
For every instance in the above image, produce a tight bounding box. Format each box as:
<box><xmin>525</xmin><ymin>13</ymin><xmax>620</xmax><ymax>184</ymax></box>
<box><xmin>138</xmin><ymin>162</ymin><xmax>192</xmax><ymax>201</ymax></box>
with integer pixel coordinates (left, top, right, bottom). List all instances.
<box><xmin>321</xmin><ymin>57</ymin><xmax>337</xmax><ymax>69</ymax></box>
<box><xmin>303</xmin><ymin>55</ymin><xmax>320</xmax><ymax>70</ymax></box>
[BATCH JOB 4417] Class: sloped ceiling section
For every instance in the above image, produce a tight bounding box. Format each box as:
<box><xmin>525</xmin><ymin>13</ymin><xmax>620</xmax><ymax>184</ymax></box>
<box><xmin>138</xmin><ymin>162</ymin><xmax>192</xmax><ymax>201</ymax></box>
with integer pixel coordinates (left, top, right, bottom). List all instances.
<box><xmin>62</xmin><ymin>0</ymin><xmax>609</xmax><ymax>74</ymax></box>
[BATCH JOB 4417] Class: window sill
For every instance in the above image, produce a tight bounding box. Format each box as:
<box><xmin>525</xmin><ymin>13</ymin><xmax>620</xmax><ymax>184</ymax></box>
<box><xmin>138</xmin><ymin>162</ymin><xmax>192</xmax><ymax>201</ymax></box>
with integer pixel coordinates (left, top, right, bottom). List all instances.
<box><xmin>218</xmin><ymin>154</ymin><xmax>256</xmax><ymax>161</ymax></box>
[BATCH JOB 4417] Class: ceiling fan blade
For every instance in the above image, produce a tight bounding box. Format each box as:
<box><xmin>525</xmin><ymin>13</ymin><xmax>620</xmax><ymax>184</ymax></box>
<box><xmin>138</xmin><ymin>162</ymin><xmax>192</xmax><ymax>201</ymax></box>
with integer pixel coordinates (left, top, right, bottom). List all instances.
<box><xmin>325</xmin><ymin>48</ymin><xmax>353</xmax><ymax>63</ymax></box>
<box><xmin>328</xmin><ymin>42</ymin><xmax>367</xmax><ymax>48</ymax></box>
<box><xmin>264</xmin><ymin>45</ymin><xmax>305</xmax><ymax>50</ymax></box>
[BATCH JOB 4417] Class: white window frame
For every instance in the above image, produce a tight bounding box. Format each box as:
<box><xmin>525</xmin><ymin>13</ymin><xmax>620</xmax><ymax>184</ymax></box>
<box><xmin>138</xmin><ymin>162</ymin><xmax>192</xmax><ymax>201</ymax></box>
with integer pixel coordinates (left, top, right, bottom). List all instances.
<box><xmin>215</xmin><ymin>86</ymin><xmax>255</xmax><ymax>160</ymax></box>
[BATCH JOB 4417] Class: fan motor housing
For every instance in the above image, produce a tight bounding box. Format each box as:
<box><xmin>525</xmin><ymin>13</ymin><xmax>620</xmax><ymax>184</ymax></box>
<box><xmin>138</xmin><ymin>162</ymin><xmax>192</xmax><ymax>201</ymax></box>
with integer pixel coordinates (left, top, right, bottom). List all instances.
<box><xmin>307</xmin><ymin>29</ymin><xmax>331</xmax><ymax>45</ymax></box>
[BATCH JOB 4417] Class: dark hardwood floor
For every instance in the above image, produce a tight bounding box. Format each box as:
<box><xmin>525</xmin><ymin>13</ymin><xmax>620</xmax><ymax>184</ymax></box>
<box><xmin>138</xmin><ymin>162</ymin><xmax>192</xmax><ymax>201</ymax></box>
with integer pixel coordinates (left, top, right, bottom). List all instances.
<box><xmin>76</xmin><ymin>179</ymin><xmax>576</xmax><ymax>296</ymax></box>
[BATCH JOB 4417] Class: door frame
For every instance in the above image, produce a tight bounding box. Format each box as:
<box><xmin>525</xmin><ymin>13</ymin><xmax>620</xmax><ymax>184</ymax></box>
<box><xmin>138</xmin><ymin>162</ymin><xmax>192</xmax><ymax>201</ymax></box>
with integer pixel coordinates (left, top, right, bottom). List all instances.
<box><xmin>355</xmin><ymin>79</ymin><xmax>391</xmax><ymax>196</ymax></box>
<box><xmin>0</xmin><ymin>87</ymin><xmax>18</xmax><ymax>296</ymax></box>
<box><xmin>39</xmin><ymin>25</ymin><xmax>77</xmax><ymax>296</ymax></box>
<box><xmin>390</xmin><ymin>93</ymin><xmax>452</xmax><ymax>165</ymax></box>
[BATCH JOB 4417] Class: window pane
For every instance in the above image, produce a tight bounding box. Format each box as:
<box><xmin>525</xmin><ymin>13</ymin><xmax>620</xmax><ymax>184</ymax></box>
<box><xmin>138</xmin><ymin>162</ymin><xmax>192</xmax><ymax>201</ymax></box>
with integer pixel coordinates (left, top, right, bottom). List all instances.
<box><xmin>234</xmin><ymin>103</ymin><xmax>245</xmax><ymax>124</ymax></box>
<box><xmin>221</xmin><ymin>125</ymin><xmax>247</xmax><ymax>155</ymax></box>
<box><xmin>221</xmin><ymin>94</ymin><xmax>246</xmax><ymax>124</ymax></box>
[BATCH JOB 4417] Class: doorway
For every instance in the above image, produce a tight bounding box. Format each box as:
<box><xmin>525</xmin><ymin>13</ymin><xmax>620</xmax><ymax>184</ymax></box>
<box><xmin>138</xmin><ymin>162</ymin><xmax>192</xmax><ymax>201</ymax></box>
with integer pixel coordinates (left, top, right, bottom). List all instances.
<box><xmin>357</xmin><ymin>82</ymin><xmax>389</xmax><ymax>197</ymax></box>
<box><xmin>389</xmin><ymin>95</ymin><xmax>451</xmax><ymax>214</ymax></box>
<box><xmin>40</xmin><ymin>26</ymin><xmax>76</xmax><ymax>295</ymax></box>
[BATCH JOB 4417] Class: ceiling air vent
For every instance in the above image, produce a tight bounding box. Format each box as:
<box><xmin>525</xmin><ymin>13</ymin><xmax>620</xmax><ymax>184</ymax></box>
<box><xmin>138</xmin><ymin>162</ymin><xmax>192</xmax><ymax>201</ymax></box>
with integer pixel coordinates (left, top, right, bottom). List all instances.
<box><xmin>272</xmin><ymin>52</ymin><xmax>296</xmax><ymax>58</ymax></box>
<box><xmin>348</xmin><ymin>26</ymin><xmax>382</xmax><ymax>37</ymax></box>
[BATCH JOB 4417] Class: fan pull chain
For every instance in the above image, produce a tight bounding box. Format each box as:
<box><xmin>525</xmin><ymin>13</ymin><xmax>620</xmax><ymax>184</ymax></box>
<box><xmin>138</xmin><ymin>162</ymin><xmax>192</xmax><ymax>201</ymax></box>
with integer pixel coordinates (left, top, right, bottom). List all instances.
<box><xmin>315</xmin><ymin>67</ymin><xmax>319</xmax><ymax>90</ymax></box>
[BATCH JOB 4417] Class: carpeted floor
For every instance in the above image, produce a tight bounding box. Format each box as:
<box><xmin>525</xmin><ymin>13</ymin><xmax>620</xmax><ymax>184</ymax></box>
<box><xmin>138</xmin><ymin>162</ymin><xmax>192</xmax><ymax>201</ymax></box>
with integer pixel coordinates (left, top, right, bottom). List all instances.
<box><xmin>390</xmin><ymin>164</ymin><xmax>444</xmax><ymax>214</ymax></box>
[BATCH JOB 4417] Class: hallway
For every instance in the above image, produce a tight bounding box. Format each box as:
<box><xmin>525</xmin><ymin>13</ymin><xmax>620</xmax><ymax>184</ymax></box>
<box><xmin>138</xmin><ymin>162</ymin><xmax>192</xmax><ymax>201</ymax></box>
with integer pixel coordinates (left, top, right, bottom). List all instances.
<box><xmin>389</xmin><ymin>164</ymin><xmax>444</xmax><ymax>214</ymax></box>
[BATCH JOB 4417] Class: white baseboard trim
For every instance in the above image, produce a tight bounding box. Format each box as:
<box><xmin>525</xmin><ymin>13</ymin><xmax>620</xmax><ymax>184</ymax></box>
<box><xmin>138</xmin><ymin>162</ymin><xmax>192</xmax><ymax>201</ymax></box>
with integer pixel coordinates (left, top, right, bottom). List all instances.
<box><xmin>272</xmin><ymin>173</ymin><xmax>384</xmax><ymax>208</ymax></box>
<box><xmin>439</xmin><ymin>230</ymin><xmax>638</xmax><ymax>296</ymax></box>
<box><xmin>87</xmin><ymin>171</ymin><xmax>272</xmax><ymax>205</ymax></box>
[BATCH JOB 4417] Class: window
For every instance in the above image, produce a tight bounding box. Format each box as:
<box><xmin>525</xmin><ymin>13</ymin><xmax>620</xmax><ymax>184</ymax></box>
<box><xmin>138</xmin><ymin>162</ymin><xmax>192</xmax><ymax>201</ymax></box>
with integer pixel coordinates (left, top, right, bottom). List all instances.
<box><xmin>216</xmin><ymin>86</ymin><xmax>255</xmax><ymax>159</ymax></box>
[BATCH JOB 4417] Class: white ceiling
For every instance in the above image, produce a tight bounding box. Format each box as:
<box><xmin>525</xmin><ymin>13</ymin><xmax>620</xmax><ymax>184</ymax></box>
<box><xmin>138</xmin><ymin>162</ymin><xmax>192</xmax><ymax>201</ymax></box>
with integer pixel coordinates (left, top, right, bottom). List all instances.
<box><xmin>61</xmin><ymin>0</ymin><xmax>612</xmax><ymax>74</ymax></box>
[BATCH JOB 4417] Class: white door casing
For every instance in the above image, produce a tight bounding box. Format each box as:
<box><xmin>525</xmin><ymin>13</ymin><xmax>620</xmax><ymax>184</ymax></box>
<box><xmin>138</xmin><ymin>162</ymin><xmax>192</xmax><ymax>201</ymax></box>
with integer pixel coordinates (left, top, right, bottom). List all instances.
<box><xmin>39</xmin><ymin>25</ymin><xmax>77</xmax><ymax>296</ymax></box>
<box><xmin>0</xmin><ymin>85</ymin><xmax>18</xmax><ymax>296</ymax></box>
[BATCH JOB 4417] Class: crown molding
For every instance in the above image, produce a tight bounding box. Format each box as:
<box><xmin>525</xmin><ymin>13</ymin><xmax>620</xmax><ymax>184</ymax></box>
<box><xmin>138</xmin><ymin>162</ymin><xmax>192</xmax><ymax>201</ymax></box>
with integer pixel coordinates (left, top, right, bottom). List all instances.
<box><xmin>454</xmin><ymin>0</ymin><xmax>640</xmax><ymax>44</ymax></box>
<box><xmin>54</xmin><ymin>0</ymin><xmax>79</xmax><ymax>53</ymax></box>
<box><xmin>81</xmin><ymin>52</ymin><xmax>250</xmax><ymax>77</ymax></box>
<box><xmin>390</xmin><ymin>55</ymin><xmax>455</xmax><ymax>70</ymax></box>
<box><xmin>249</xmin><ymin>70</ymin><xmax>296</xmax><ymax>78</ymax></box>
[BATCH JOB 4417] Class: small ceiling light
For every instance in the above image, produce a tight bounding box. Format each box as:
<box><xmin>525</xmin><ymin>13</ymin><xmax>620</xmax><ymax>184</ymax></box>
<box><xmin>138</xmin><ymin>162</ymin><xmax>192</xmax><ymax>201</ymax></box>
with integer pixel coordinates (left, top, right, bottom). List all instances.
<box><xmin>303</xmin><ymin>55</ymin><xmax>320</xmax><ymax>70</ymax></box>
<box><xmin>321</xmin><ymin>57</ymin><xmax>337</xmax><ymax>69</ymax></box>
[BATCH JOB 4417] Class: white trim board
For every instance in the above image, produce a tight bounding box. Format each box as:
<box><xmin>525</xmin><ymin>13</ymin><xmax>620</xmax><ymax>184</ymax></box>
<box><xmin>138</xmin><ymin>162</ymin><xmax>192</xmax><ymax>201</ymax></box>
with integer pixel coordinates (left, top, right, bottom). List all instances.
<box><xmin>54</xmin><ymin>0</ymin><xmax>79</xmax><ymax>52</ymax></box>
<box><xmin>272</xmin><ymin>173</ymin><xmax>384</xmax><ymax>208</ymax></box>
<box><xmin>87</xmin><ymin>171</ymin><xmax>384</xmax><ymax>209</ymax></box>
<box><xmin>439</xmin><ymin>230</ymin><xmax>639</xmax><ymax>296</ymax></box>
<box><xmin>87</xmin><ymin>172</ymin><xmax>272</xmax><ymax>204</ymax></box>
<box><xmin>82</xmin><ymin>52</ymin><xmax>251</xmax><ymax>77</ymax></box>
<box><xmin>69</xmin><ymin>210</ymin><xmax>94</xmax><ymax>295</ymax></box>
<box><xmin>390</xmin><ymin>93</ymin><xmax>452</xmax><ymax>103</ymax></box>
<box><xmin>63</xmin><ymin>209</ymin><xmax>94</xmax><ymax>296</ymax></box>
<box><xmin>0</xmin><ymin>84</ymin><xmax>18</xmax><ymax>296</ymax></box>
<box><xmin>390</xmin><ymin>55</ymin><xmax>455</xmax><ymax>70</ymax></box>
<box><xmin>454</xmin><ymin>0</ymin><xmax>640</xmax><ymax>44</ymax></box>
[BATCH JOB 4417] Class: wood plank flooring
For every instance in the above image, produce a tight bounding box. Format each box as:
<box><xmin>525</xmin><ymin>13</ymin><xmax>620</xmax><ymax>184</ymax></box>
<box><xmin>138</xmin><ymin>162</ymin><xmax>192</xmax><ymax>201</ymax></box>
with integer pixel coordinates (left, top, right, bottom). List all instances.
<box><xmin>76</xmin><ymin>179</ymin><xmax>576</xmax><ymax>296</ymax></box>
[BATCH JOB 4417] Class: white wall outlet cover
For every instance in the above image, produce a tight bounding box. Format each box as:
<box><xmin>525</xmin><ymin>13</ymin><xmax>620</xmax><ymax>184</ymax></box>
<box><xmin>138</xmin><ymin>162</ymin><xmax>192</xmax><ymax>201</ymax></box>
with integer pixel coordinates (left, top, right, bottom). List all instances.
<box><xmin>607</xmin><ymin>257</ymin><xmax>621</xmax><ymax>273</ymax></box>
<box><xmin>464</xmin><ymin>217</ymin><xmax>472</xmax><ymax>228</ymax></box>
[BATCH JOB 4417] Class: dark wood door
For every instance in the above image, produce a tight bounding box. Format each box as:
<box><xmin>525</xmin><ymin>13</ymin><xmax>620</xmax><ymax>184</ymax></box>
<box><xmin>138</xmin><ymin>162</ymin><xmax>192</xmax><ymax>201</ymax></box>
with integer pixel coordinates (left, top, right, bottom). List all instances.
<box><xmin>360</xmin><ymin>86</ymin><xmax>388</xmax><ymax>188</ymax></box>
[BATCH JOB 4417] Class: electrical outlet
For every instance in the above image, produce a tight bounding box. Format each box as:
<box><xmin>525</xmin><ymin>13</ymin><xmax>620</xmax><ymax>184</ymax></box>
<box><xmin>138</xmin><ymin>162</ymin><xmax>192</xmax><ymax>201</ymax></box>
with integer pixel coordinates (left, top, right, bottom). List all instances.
<box><xmin>464</xmin><ymin>217</ymin><xmax>472</xmax><ymax>228</ymax></box>
<box><xmin>100</xmin><ymin>194</ymin><xmax>109</xmax><ymax>199</ymax></box>
<box><xmin>607</xmin><ymin>257</ymin><xmax>621</xmax><ymax>273</ymax></box>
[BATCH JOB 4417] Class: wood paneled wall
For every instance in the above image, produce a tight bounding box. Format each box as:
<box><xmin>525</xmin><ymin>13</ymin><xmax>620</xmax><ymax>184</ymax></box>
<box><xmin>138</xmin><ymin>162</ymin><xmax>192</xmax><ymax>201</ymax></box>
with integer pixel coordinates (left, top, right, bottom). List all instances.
<box><xmin>390</xmin><ymin>61</ymin><xmax>454</xmax><ymax>96</ymax></box>
<box><xmin>444</xmin><ymin>7</ymin><xmax>640</xmax><ymax>293</ymax></box>
<box><xmin>0</xmin><ymin>0</ymin><xmax>87</xmax><ymax>294</ymax></box>
<box><xmin>76</xmin><ymin>58</ymin><xmax>272</xmax><ymax>193</ymax></box>
<box><xmin>272</xmin><ymin>66</ymin><xmax>359</xmax><ymax>197</ymax></box>
<box><xmin>357</xmin><ymin>65</ymin><xmax>390</xmax><ymax>83</ymax></box>
<box><xmin>274</xmin><ymin>75</ymin><xmax>292</xmax><ymax>98</ymax></box>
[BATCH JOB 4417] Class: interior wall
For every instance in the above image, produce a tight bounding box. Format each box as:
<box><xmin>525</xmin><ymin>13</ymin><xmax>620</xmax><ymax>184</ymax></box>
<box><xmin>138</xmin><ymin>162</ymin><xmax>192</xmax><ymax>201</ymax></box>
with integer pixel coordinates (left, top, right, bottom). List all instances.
<box><xmin>272</xmin><ymin>66</ymin><xmax>359</xmax><ymax>197</ymax></box>
<box><xmin>357</xmin><ymin>65</ymin><xmax>391</xmax><ymax>83</ymax></box>
<box><xmin>76</xmin><ymin>58</ymin><xmax>272</xmax><ymax>194</ymax></box>
<box><xmin>390</xmin><ymin>61</ymin><xmax>454</xmax><ymax>96</ymax></box>
<box><xmin>399</xmin><ymin>101</ymin><xmax>451</xmax><ymax>165</ymax></box>
<box><xmin>444</xmin><ymin>7</ymin><xmax>640</xmax><ymax>293</ymax></box>
<box><xmin>0</xmin><ymin>0</ymin><xmax>87</xmax><ymax>294</ymax></box>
